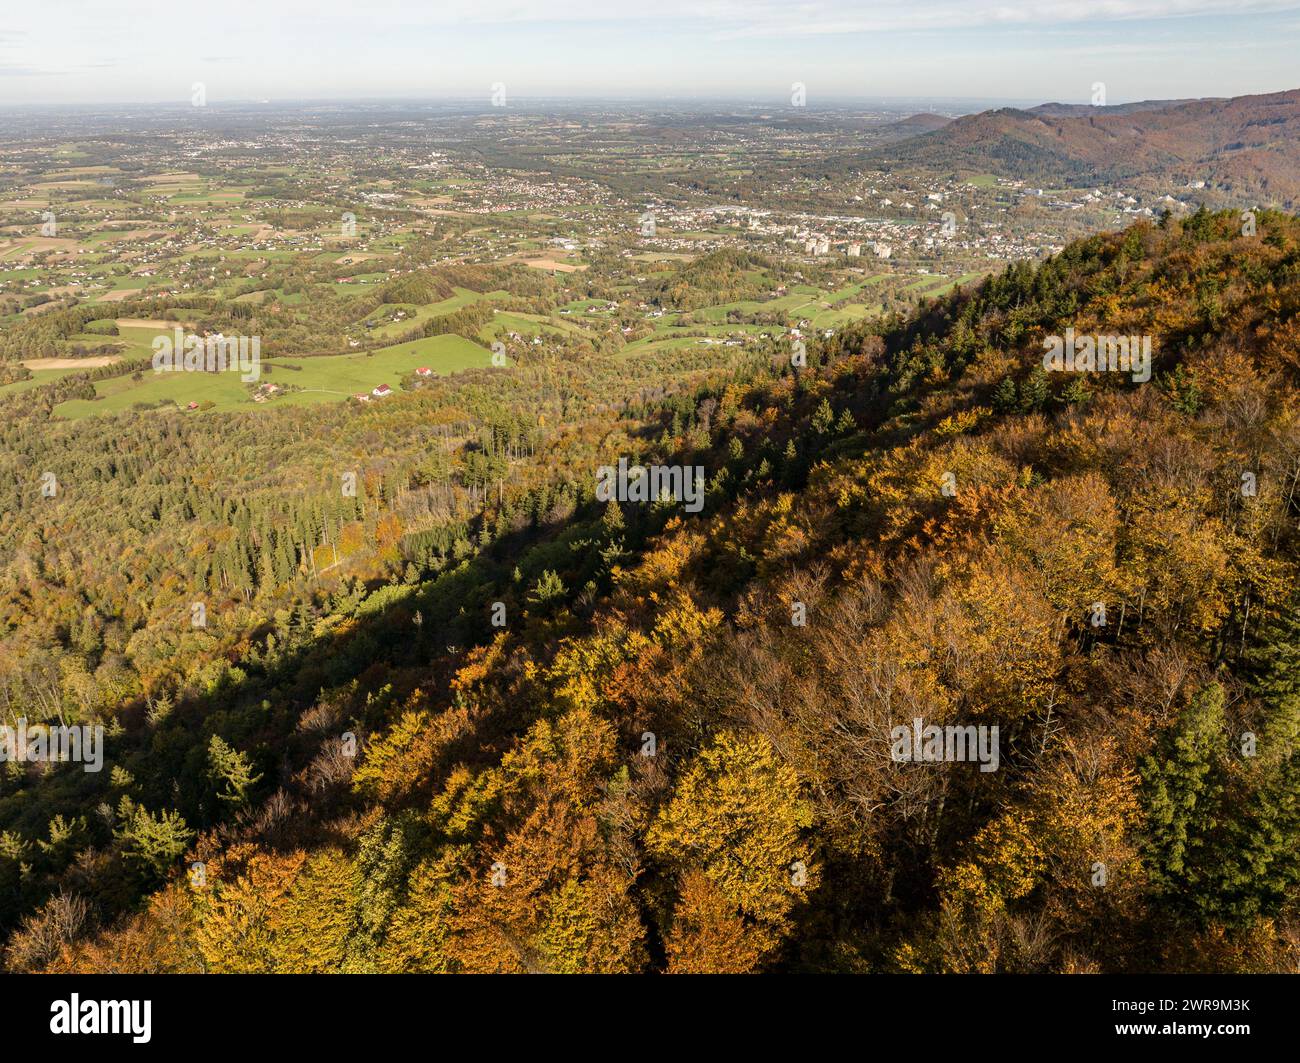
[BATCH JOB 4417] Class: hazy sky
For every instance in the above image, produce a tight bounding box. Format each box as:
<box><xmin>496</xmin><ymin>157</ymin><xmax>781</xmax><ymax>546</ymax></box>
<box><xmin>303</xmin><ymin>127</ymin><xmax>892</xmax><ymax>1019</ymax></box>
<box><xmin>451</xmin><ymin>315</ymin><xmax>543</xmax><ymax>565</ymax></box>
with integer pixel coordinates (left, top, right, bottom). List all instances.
<box><xmin>3</xmin><ymin>0</ymin><xmax>1298</xmax><ymax>107</ymax></box>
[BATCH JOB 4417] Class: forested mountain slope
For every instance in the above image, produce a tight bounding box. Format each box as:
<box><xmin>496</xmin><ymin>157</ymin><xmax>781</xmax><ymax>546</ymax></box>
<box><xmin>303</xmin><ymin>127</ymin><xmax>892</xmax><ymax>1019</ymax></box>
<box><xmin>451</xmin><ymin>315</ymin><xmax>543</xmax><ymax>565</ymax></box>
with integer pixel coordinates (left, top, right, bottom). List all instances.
<box><xmin>6</xmin><ymin>209</ymin><xmax>1300</xmax><ymax>973</ymax></box>
<box><xmin>874</xmin><ymin>90</ymin><xmax>1300</xmax><ymax>206</ymax></box>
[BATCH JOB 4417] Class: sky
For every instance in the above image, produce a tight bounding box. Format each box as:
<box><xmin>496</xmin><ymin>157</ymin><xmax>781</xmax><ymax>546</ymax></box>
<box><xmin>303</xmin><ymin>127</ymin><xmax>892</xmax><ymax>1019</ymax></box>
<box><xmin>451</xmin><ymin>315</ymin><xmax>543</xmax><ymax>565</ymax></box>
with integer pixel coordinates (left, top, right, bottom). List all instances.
<box><xmin>2</xmin><ymin>0</ymin><xmax>1298</xmax><ymax>107</ymax></box>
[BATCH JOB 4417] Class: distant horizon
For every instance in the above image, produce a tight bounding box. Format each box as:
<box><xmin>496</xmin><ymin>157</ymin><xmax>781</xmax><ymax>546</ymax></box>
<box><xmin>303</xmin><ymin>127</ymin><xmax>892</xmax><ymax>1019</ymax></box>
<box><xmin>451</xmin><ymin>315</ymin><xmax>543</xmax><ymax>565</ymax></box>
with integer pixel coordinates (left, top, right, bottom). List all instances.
<box><xmin>3</xmin><ymin>86</ymin><xmax>1298</xmax><ymax>116</ymax></box>
<box><xmin>3</xmin><ymin>1</ymin><xmax>1299</xmax><ymax>107</ymax></box>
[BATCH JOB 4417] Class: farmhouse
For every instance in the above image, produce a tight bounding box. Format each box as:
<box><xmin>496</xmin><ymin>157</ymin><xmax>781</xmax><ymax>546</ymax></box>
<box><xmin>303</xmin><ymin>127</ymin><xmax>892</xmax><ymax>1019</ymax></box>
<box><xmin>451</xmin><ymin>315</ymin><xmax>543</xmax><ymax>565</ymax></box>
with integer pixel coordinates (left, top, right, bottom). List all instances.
<box><xmin>372</xmin><ymin>384</ymin><xmax>392</xmax><ymax>397</ymax></box>
<box><xmin>415</xmin><ymin>367</ymin><xmax>433</xmax><ymax>377</ymax></box>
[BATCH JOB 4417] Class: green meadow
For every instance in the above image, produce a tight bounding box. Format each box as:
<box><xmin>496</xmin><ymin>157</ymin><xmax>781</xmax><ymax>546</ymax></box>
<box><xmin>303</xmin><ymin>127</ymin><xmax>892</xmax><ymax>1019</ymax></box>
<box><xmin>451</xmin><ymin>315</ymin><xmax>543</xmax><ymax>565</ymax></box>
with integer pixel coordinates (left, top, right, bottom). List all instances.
<box><xmin>66</xmin><ymin>324</ymin><xmax>183</xmax><ymax>359</ymax></box>
<box><xmin>360</xmin><ymin>287</ymin><xmax>509</xmax><ymax>339</ymax></box>
<box><xmin>0</xmin><ymin>365</ymin><xmax>95</xmax><ymax>395</ymax></box>
<box><xmin>51</xmin><ymin>333</ymin><xmax>494</xmax><ymax>419</ymax></box>
<box><xmin>477</xmin><ymin>310</ymin><xmax>588</xmax><ymax>344</ymax></box>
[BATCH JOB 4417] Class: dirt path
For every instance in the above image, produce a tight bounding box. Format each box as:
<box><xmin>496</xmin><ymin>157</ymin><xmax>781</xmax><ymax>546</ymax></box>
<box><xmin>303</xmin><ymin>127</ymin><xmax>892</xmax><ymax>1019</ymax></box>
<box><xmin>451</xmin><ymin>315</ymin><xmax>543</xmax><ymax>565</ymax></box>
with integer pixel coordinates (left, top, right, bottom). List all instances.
<box><xmin>22</xmin><ymin>356</ymin><xmax>122</xmax><ymax>370</ymax></box>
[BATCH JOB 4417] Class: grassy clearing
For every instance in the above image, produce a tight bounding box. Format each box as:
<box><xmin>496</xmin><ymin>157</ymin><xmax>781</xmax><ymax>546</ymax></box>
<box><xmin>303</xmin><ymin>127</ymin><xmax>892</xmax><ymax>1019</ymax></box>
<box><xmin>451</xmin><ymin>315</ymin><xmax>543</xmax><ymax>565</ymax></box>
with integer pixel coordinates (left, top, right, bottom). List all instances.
<box><xmin>51</xmin><ymin>333</ymin><xmax>493</xmax><ymax>419</ymax></box>
<box><xmin>0</xmin><ymin>365</ymin><xmax>100</xmax><ymax>395</ymax></box>
<box><xmin>359</xmin><ymin>287</ymin><xmax>508</xmax><ymax>340</ymax></box>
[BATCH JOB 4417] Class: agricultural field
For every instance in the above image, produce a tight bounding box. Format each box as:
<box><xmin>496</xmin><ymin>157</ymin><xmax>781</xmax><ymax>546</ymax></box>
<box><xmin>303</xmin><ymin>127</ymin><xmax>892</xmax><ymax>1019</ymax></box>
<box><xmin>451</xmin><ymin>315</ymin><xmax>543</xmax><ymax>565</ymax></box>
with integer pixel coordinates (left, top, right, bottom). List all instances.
<box><xmin>51</xmin><ymin>333</ymin><xmax>494</xmax><ymax>418</ymax></box>
<box><xmin>0</xmin><ymin>131</ymin><xmax>1002</xmax><ymax>424</ymax></box>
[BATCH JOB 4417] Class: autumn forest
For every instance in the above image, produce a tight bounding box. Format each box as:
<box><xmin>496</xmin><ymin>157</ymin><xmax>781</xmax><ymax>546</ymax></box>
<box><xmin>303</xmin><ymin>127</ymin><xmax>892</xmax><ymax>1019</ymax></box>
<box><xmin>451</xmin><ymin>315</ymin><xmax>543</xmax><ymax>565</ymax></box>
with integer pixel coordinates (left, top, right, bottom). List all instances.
<box><xmin>3</xmin><ymin>207</ymin><xmax>1299</xmax><ymax>975</ymax></box>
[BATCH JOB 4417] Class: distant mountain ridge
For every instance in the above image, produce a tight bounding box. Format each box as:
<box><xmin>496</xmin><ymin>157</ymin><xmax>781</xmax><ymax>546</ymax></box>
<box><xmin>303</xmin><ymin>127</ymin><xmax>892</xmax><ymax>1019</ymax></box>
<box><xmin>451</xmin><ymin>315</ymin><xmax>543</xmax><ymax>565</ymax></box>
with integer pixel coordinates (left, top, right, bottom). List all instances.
<box><xmin>1027</xmin><ymin>98</ymin><xmax>1201</xmax><ymax>118</ymax></box>
<box><xmin>869</xmin><ymin>88</ymin><xmax>1300</xmax><ymax>205</ymax></box>
<box><xmin>876</xmin><ymin>112</ymin><xmax>954</xmax><ymax>141</ymax></box>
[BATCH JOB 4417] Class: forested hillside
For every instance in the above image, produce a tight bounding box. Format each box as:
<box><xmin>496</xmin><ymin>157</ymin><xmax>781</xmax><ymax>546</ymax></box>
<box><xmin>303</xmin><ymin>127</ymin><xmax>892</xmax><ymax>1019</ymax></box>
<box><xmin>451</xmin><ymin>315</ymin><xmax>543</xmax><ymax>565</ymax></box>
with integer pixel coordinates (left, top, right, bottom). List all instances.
<box><xmin>5</xmin><ymin>209</ymin><xmax>1300</xmax><ymax>973</ymax></box>
<box><xmin>872</xmin><ymin>89</ymin><xmax>1300</xmax><ymax>206</ymax></box>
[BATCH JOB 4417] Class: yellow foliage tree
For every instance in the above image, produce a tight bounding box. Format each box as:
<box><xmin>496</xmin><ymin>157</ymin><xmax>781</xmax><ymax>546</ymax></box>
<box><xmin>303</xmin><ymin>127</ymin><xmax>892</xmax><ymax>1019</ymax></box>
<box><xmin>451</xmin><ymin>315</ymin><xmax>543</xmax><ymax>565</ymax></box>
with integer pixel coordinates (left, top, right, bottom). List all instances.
<box><xmin>647</xmin><ymin>731</ymin><xmax>814</xmax><ymax>967</ymax></box>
